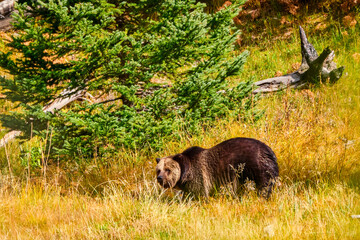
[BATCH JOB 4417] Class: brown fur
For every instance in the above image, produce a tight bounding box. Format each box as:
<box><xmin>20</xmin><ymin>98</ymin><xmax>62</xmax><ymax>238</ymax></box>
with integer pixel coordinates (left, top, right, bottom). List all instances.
<box><xmin>156</xmin><ymin>138</ymin><xmax>279</xmax><ymax>198</ymax></box>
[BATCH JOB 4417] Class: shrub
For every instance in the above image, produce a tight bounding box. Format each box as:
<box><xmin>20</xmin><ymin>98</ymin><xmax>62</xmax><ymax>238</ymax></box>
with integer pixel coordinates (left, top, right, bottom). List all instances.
<box><xmin>0</xmin><ymin>0</ymin><xmax>258</xmax><ymax>161</ymax></box>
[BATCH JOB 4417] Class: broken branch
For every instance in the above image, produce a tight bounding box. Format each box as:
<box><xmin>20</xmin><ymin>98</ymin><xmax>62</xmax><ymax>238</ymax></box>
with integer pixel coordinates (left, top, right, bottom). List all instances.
<box><xmin>253</xmin><ymin>26</ymin><xmax>344</xmax><ymax>94</ymax></box>
<box><xmin>0</xmin><ymin>87</ymin><xmax>86</xmax><ymax>148</ymax></box>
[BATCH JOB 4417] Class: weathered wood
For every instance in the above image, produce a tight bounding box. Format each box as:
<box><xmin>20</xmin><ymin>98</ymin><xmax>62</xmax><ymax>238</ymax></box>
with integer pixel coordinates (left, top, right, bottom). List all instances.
<box><xmin>0</xmin><ymin>0</ymin><xmax>14</xmax><ymax>31</ymax></box>
<box><xmin>0</xmin><ymin>130</ymin><xmax>21</xmax><ymax>147</ymax></box>
<box><xmin>42</xmin><ymin>88</ymin><xmax>86</xmax><ymax>113</ymax></box>
<box><xmin>253</xmin><ymin>26</ymin><xmax>344</xmax><ymax>94</ymax></box>
<box><xmin>0</xmin><ymin>87</ymin><xmax>86</xmax><ymax>148</ymax></box>
<box><xmin>0</xmin><ymin>0</ymin><xmax>14</xmax><ymax>16</ymax></box>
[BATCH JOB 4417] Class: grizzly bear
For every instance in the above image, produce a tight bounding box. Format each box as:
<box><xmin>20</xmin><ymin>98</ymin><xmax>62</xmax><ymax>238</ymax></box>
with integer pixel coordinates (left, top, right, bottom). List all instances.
<box><xmin>156</xmin><ymin>138</ymin><xmax>278</xmax><ymax>198</ymax></box>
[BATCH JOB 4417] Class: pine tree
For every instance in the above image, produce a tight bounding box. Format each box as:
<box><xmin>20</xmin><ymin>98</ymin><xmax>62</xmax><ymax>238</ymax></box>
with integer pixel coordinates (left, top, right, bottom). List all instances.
<box><xmin>0</xmin><ymin>0</ymin><xmax>257</xmax><ymax>160</ymax></box>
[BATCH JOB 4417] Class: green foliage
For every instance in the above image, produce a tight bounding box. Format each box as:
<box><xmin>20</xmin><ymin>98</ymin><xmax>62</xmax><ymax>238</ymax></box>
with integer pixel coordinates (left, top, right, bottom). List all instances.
<box><xmin>20</xmin><ymin>146</ymin><xmax>42</xmax><ymax>169</ymax></box>
<box><xmin>0</xmin><ymin>0</ymin><xmax>259</xmax><ymax>160</ymax></box>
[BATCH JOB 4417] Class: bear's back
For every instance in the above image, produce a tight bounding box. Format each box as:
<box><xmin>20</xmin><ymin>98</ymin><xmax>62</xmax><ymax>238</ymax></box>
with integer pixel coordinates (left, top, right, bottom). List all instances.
<box><xmin>207</xmin><ymin>138</ymin><xmax>278</xmax><ymax>182</ymax></box>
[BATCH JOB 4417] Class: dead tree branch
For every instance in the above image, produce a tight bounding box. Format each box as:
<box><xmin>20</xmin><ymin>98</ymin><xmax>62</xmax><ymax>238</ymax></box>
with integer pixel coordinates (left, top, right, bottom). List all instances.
<box><xmin>253</xmin><ymin>26</ymin><xmax>344</xmax><ymax>94</ymax></box>
<box><xmin>0</xmin><ymin>0</ymin><xmax>15</xmax><ymax>31</ymax></box>
<box><xmin>0</xmin><ymin>87</ymin><xmax>86</xmax><ymax>148</ymax></box>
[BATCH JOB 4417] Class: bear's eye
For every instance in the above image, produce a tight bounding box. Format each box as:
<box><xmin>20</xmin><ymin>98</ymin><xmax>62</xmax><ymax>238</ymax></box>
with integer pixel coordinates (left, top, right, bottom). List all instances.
<box><xmin>165</xmin><ymin>169</ymin><xmax>171</xmax><ymax>174</ymax></box>
<box><xmin>156</xmin><ymin>170</ymin><xmax>160</xmax><ymax>175</ymax></box>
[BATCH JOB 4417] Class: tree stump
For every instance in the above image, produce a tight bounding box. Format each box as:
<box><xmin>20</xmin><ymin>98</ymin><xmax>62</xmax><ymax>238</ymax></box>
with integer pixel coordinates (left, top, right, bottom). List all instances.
<box><xmin>253</xmin><ymin>26</ymin><xmax>344</xmax><ymax>94</ymax></box>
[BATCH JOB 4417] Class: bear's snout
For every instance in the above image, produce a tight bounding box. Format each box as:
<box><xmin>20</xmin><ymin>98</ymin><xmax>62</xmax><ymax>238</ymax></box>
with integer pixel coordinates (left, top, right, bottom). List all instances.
<box><xmin>157</xmin><ymin>175</ymin><xmax>163</xmax><ymax>184</ymax></box>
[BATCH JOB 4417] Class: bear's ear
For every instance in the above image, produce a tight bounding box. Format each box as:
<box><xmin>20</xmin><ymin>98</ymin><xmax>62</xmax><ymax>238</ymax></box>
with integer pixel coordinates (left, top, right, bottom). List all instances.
<box><xmin>156</xmin><ymin>158</ymin><xmax>160</xmax><ymax>163</ymax></box>
<box><xmin>173</xmin><ymin>154</ymin><xmax>192</xmax><ymax>183</ymax></box>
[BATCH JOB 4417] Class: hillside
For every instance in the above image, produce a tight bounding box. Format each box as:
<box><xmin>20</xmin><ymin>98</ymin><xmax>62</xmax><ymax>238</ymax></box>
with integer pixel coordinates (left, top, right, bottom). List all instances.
<box><xmin>0</xmin><ymin>1</ymin><xmax>359</xmax><ymax>239</ymax></box>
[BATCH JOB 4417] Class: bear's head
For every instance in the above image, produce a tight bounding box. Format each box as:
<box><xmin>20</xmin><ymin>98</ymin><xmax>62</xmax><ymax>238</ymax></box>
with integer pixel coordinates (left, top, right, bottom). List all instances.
<box><xmin>155</xmin><ymin>156</ymin><xmax>181</xmax><ymax>188</ymax></box>
<box><xmin>155</xmin><ymin>154</ymin><xmax>192</xmax><ymax>188</ymax></box>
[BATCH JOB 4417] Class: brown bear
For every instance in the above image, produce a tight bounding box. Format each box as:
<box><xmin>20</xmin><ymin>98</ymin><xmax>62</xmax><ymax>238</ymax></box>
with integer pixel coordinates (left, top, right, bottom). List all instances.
<box><xmin>156</xmin><ymin>137</ymin><xmax>278</xmax><ymax>198</ymax></box>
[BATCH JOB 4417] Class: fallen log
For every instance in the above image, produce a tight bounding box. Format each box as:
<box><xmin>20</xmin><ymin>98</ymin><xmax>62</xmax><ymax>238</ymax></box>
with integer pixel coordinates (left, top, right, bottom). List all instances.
<box><xmin>0</xmin><ymin>87</ymin><xmax>86</xmax><ymax>148</ymax></box>
<box><xmin>0</xmin><ymin>0</ymin><xmax>14</xmax><ymax>17</ymax></box>
<box><xmin>253</xmin><ymin>26</ymin><xmax>344</xmax><ymax>94</ymax></box>
<box><xmin>0</xmin><ymin>0</ymin><xmax>14</xmax><ymax>31</ymax></box>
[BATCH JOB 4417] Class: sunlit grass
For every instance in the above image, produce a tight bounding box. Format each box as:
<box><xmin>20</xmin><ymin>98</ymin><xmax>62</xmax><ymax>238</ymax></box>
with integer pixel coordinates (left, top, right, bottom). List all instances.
<box><xmin>0</xmin><ymin>180</ymin><xmax>358</xmax><ymax>239</ymax></box>
<box><xmin>0</xmin><ymin>8</ymin><xmax>360</xmax><ymax>239</ymax></box>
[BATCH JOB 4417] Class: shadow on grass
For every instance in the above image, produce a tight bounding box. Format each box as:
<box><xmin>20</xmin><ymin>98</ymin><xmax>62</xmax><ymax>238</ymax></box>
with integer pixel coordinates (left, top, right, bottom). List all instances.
<box><xmin>348</xmin><ymin>171</ymin><xmax>360</xmax><ymax>193</ymax></box>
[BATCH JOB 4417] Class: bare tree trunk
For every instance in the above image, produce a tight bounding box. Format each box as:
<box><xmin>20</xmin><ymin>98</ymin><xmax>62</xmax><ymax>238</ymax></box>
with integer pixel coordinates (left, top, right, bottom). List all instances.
<box><xmin>42</xmin><ymin>88</ymin><xmax>86</xmax><ymax>114</ymax></box>
<box><xmin>0</xmin><ymin>0</ymin><xmax>14</xmax><ymax>16</ymax></box>
<box><xmin>0</xmin><ymin>88</ymin><xmax>86</xmax><ymax>148</ymax></box>
<box><xmin>0</xmin><ymin>130</ymin><xmax>21</xmax><ymax>147</ymax></box>
<box><xmin>253</xmin><ymin>26</ymin><xmax>344</xmax><ymax>94</ymax></box>
<box><xmin>0</xmin><ymin>0</ymin><xmax>15</xmax><ymax>31</ymax></box>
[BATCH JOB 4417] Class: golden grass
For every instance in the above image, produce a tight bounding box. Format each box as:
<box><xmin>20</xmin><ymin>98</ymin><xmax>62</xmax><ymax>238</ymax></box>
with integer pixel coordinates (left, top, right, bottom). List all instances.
<box><xmin>0</xmin><ymin>14</ymin><xmax>360</xmax><ymax>239</ymax></box>
<box><xmin>0</xmin><ymin>180</ymin><xmax>358</xmax><ymax>239</ymax></box>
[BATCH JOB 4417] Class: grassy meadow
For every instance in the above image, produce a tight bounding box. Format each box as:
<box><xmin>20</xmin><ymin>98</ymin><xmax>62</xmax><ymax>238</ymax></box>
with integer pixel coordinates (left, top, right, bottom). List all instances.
<box><xmin>0</xmin><ymin>7</ymin><xmax>360</xmax><ymax>240</ymax></box>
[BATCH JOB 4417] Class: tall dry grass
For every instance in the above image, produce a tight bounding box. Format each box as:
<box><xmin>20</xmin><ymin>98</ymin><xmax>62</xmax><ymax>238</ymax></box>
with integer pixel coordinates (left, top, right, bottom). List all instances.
<box><xmin>0</xmin><ymin>179</ymin><xmax>358</xmax><ymax>239</ymax></box>
<box><xmin>0</xmin><ymin>14</ymin><xmax>359</xmax><ymax>239</ymax></box>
